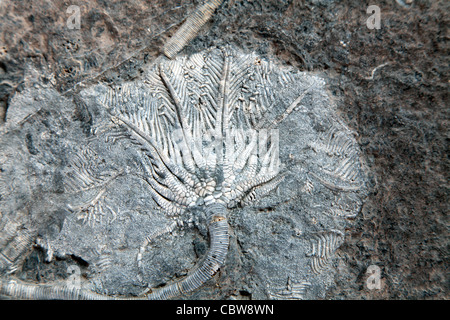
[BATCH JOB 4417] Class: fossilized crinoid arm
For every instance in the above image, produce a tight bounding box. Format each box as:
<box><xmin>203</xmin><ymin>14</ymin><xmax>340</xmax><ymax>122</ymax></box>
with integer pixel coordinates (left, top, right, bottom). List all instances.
<box><xmin>0</xmin><ymin>217</ymin><xmax>35</xmax><ymax>275</ymax></box>
<box><xmin>147</xmin><ymin>203</ymin><xmax>229</xmax><ymax>299</ymax></box>
<box><xmin>0</xmin><ymin>204</ymin><xmax>229</xmax><ymax>300</ymax></box>
<box><xmin>306</xmin><ymin>230</ymin><xmax>344</xmax><ymax>274</ymax></box>
<box><xmin>102</xmin><ymin>47</ymin><xmax>286</xmax><ymax>213</ymax></box>
<box><xmin>163</xmin><ymin>0</ymin><xmax>224</xmax><ymax>59</ymax></box>
<box><xmin>0</xmin><ymin>279</ymin><xmax>120</xmax><ymax>300</ymax></box>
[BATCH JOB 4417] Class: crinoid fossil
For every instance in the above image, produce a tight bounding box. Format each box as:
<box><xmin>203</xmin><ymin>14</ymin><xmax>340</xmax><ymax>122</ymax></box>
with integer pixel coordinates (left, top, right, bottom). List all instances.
<box><xmin>0</xmin><ymin>46</ymin><xmax>367</xmax><ymax>299</ymax></box>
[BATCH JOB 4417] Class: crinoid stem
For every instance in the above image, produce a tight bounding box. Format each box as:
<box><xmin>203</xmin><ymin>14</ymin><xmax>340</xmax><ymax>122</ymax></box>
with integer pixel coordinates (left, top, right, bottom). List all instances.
<box><xmin>0</xmin><ymin>204</ymin><xmax>229</xmax><ymax>300</ymax></box>
<box><xmin>147</xmin><ymin>203</ymin><xmax>229</xmax><ymax>299</ymax></box>
<box><xmin>163</xmin><ymin>0</ymin><xmax>224</xmax><ymax>59</ymax></box>
<box><xmin>0</xmin><ymin>279</ymin><xmax>122</xmax><ymax>300</ymax></box>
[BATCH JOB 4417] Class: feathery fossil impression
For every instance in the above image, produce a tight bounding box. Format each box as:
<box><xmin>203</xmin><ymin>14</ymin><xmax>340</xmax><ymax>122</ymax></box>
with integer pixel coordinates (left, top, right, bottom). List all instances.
<box><xmin>306</xmin><ymin>230</ymin><xmax>344</xmax><ymax>274</ymax></box>
<box><xmin>0</xmin><ymin>216</ymin><xmax>35</xmax><ymax>275</ymax></box>
<box><xmin>0</xmin><ymin>45</ymin><xmax>367</xmax><ymax>300</ymax></box>
<box><xmin>103</xmin><ymin>47</ymin><xmax>285</xmax><ymax>215</ymax></box>
<box><xmin>309</xmin><ymin>125</ymin><xmax>364</xmax><ymax>192</ymax></box>
<box><xmin>99</xmin><ymin>47</ymin><xmax>287</xmax><ymax>299</ymax></box>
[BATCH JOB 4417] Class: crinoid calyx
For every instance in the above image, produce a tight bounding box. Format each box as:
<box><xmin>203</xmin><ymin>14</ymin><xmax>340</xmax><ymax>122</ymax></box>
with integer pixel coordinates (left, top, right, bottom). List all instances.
<box><xmin>0</xmin><ymin>46</ymin><xmax>367</xmax><ymax>299</ymax></box>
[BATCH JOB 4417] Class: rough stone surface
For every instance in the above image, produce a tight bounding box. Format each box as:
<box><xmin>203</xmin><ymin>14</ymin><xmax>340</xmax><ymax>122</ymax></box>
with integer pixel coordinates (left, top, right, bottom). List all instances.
<box><xmin>0</xmin><ymin>46</ymin><xmax>367</xmax><ymax>299</ymax></box>
<box><xmin>0</xmin><ymin>0</ymin><xmax>448</xmax><ymax>299</ymax></box>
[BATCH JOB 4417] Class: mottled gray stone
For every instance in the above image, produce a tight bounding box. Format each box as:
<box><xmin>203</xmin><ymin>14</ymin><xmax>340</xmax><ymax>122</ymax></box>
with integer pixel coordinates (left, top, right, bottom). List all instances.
<box><xmin>0</xmin><ymin>46</ymin><xmax>367</xmax><ymax>299</ymax></box>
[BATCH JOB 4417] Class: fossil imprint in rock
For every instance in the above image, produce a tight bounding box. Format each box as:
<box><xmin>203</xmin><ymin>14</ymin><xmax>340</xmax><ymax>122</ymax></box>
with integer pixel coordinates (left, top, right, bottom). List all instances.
<box><xmin>0</xmin><ymin>46</ymin><xmax>367</xmax><ymax>299</ymax></box>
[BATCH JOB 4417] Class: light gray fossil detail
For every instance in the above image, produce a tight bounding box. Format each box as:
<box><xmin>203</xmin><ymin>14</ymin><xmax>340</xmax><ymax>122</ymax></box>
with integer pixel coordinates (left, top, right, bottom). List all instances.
<box><xmin>0</xmin><ymin>46</ymin><xmax>367</xmax><ymax>299</ymax></box>
<box><xmin>68</xmin><ymin>189</ymin><xmax>117</xmax><ymax>227</ymax></box>
<box><xmin>308</xmin><ymin>125</ymin><xmax>364</xmax><ymax>192</ymax></box>
<box><xmin>163</xmin><ymin>0</ymin><xmax>224</xmax><ymax>59</ymax></box>
<box><xmin>267</xmin><ymin>278</ymin><xmax>311</xmax><ymax>300</ymax></box>
<box><xmin>306</xmin><ymin>230</ymin><xmax>345</xmax><ymax>274</ymax></box>
<box><xmin>101</xmin><ymin>47</ymin><xmax>285</xmax><ymax>216</ymax></box>
<box><xmin>147</xmin><ymin>204</ymin><xmax>229</xmax><ymax>299</ymax></box>
<box><xmin>62</xmin><ymin>144</ymin><xmax>122</xmax><ymax>227</ymax></box>
<box><xmin>93</xmin><ymin>255</ymin><xmax>114</xmax><ymax>273</ymax></box>
<box><xmin>0</xmin><ymin>215</ymin><xmax>35</xmax><ymax>275</ymax></box>
<box><xmin>0</xmin><ymin>278</ymin><xmax>116</xmax><ymax>300</ymax></box>
<box><xmin>91</xmin><ymin>47</ymin><xmax>286</xmax><ymax>298</ymax></box>
<box><xmin>63</xmin><ymin>145</ymin><xmax>118</xmax><ymax>193</ymax></box>
<box><xmin>326</xmin><ymin>193</ymin><xmax>363</xmax><ymax>218</ymax></box>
